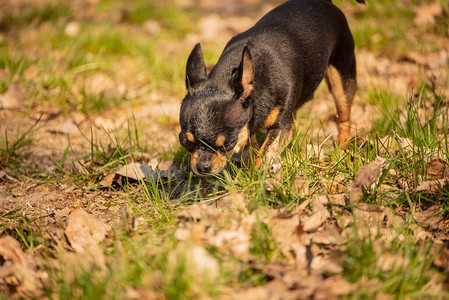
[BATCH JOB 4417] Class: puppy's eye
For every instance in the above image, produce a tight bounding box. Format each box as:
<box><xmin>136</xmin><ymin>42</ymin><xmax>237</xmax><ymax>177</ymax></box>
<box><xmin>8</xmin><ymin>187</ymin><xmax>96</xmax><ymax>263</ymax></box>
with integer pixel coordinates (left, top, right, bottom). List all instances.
<box><xmin>222</xmin><ymin>139</ymin><xmax>237</xmax><ymax>152</ymax></box>
<box><xmin>182</xmin><ymin>141</ymin><xmax>194</xmax><ymax>153</ymax></box>
<box><xmin>184</xmin><ymin>143</ymin><xmax>194</xmax><ymax>152</ymax></box>
<box><xmin>179</xmin><ymin>133</ymin><xmax>195</xmax><ymax>152</ymax></box>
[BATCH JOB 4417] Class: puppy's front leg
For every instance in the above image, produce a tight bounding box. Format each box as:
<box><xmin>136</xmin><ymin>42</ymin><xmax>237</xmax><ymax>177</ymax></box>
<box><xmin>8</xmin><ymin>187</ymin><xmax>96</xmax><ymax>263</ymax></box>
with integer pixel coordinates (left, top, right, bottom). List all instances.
<box><xmin>254</xmin><ymin>128</ymin><xmax>284</xmax><ymax>170</ymax></box>
<box><xmin>241</xmin><ymin>134</ymin><xmax>259</xmax><ymax>167</ymax></box>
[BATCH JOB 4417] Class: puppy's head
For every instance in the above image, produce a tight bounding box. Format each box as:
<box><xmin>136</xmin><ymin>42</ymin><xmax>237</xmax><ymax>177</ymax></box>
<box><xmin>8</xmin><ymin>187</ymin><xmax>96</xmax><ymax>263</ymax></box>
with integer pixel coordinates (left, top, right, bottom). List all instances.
<box><xmin>179</xmin><ymin>43</ymin><xmax>254</xmax><ymax>176</ymax></box>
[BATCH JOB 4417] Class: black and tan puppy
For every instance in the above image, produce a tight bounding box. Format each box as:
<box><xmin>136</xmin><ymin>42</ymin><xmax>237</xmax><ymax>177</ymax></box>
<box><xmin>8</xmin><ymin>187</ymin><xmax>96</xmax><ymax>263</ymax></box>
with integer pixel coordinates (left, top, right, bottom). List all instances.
<box><xmin>179</xmin><ymin>0</ymin><xmax>364</xmax><ymax>175</ymax></box>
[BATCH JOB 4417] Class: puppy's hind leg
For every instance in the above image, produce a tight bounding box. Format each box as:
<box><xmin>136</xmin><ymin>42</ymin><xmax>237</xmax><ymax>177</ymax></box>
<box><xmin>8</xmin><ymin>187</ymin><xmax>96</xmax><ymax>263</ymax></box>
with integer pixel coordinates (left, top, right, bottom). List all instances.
<box><xmin>325</xmin><ymin>52</ymin><xmax>356</xmax><ymax>145</ymax></box>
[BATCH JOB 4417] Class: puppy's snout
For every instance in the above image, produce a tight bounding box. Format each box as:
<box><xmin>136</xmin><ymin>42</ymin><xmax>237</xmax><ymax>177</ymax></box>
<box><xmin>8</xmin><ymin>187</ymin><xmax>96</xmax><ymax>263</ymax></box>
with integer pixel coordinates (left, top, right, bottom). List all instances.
<box><xmin>191</xmin><ymin>150</ymin><xmax>227</xmax><ymax>176</ymax></box>
<box><xmin>196</xmin><ymin>161</ymin><xmax>212</xmax><ymax>174</ymax></box>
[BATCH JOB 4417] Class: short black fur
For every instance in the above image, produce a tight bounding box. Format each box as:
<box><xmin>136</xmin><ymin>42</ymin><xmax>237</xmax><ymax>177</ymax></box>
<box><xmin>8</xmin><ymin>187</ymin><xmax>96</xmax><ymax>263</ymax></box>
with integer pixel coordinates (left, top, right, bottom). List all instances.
<box><xmin>179</xmin><ymin>0</ymin><xmax>362</xmax><ymax>175</ymax></box>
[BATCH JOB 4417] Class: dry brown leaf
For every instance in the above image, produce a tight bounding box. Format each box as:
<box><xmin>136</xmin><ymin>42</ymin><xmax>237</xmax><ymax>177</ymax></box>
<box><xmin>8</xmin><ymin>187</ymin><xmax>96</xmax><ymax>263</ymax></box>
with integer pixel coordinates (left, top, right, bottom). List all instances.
<box><xmin>321</xmin><ymin>178</ymin><xmax>346</xmax><ymax>194</ymax></box>
<box><xmin>257</xmin><ymin>263</ymin><xmax>299</xmax><ymax>289</ymax></box>
<box><xmin>0</xmin><ymin>82</ymin><xmax>25</xmax><ymax>110</ymax></box>
<box><xmin>229</xmin><ymin>190</ymin><xmax>249</xmax><ymax>211</ymax></box>
<box><xmin>349</xmin><ymin>156</ymin><xmax>390</xmax><ymax>202</ymax></box>
<box><xmin>72</xmin><ymin>160</ymin><xmax>90</xmax><ymax>176</ymax></box>
<box><xmin>169</xmin><ymin>245</ymin><xmax>219</xmax><ymax>281</ymax></box>
<box><xmin>336</xmin><ymin>213</ymin><xmax>354</xmax><ymax>230</ymax></box>
<box><xmin>85</xmin><ymin>73</ymin><xmax>115</xmax><ymax>96</ymax></box>
<box><xmin>174</xmin><ymin>227</ymin><xmax>191</xmax><ymax>241</ymax></box>
<box><xmin>177</xmin><ymin>202</ymin><xmax>219</xmax><ymax>221</ymax></box>
<box><xmin>178</xmin><ymin>222</ymin><xmax>205</xmax><ymax>245</ymax></box>
<box><xmin>291</xmin><ymin>175</ymin><xmax>310</xmax><ymax>197</ymax></box>
<box><xmin>376</xmin><ymin>253</ymin><xmax>409</xmax><ymax>272</ymax></box>
<box><xmin>343</xmin><ymin>206</ymin><xmax>409</xmax><ymax>244</ymax></box>
<box><xmin>413</xmin><ymin>205</ymin><xmax>444</xmax><ymax>231</ymax></box>
<box><xmin>23</xmin><ymin>65</ymin><xmax>38</xmax><ymax>81</ymax></box>
<box><xmin>264</xmin><ymin>163</ymin><xmax>287</xmax><ymax>194</ymax></box>
<box><xmin>65</xmin><ymin>210</ymin><xmax>110</xmax><ymax>248</ymax></box>
<box><xmin>310</xmin><ymin>255</ymin><xmax>343</xmax><ymax>274</ymax></box>
<box><xmin>304</xmin><ymin>144</ymin><xmax>327</xmax><ymax>161</ymax></box>
<box><xmin>315</xmin><ymin>194</ymin><xmax>349</xmax><ymax>206</ymax></box>
<box><xmin>240</xmin><ymin>213</ymin><xmax>258</xmax><ymax>234</ymax></box>
<box><xmin>94</xmin><ymin>116</ymin><xmax>116</xmax><ymax>130</ymax></box>
<box><xmin>381</xmin><ymin>206</ymin><xmax>404</xmax><ymax>228</ymax></box>
<box><xmin>54</xmin><ymin>207</ymin><xmax>71</xmax><ymax>223</ymax></box>
<box><xmin>301</xmin><ymin>199</ymin><xmax>330</xmax><ymax>232</ymax></box>
<box><xmin>319</xmin><ymin>276</ymin><xmax>355</xmax><ymax>296</ymax></box>
<box><xmin>228</xmin><ymin>263</ymin><xmax>326</xmax><ymax>298</ymax></box>
<box><xmin>413</xmin><ymin>2</ymin><xmax>443</xmax><ymax>27</ymax></box>
<box><xmin>0</xmin><ymin>236</ymin><xmax>42</xmax><ymax>297</ymax></box>
<box><xmin>0</xmin><ymin>170</ymin><xmax>18</xmax><ymax>182</ymax></box>
<box><xmin>308</xmin><ymin>231</ymin><xmax>338</xmax><ymax>245</ymax></box>
<box><xmin>378</xmin><ymin>184</ymin><xmax>397</xmax><ymax>194</ymax></box>
<box><xmin>46</xmin><ymin>121</ymin><xmax>78</xmax><ymax>135</ymax></box>
<box><xmin>379</xmin><ymin>136</ymin><xmax>416</xmax><ymax>155</ymax></box>
<box><xmin>99</xmin><ymin>173</ymin><xmax>116</xmax><ymax>187</ymax></box>
<box><xmin>293</xmin><ymin>244</ymin><xmax>309</xmax><ymax>272</ymax></box>
<box><xmin>154</xmin><ymin>160</ymin><xmax>183</xmax><ymax>179</ymax></box>
<box><xmin>187</xmin><ymin>245</ymin><xmax>219</xmax><ymax>279</ymax></box>
<box><xmin>0</xmin><ymin>236</ymin><xmax>29</xmax><ymax>268</ymax></box>
<box><xmin>224</xmin><ymin>279</ymin><xmax>300</xmax><ymax>300</ymax></box>
<box><xmin>156</xmin><ymin>160</ymin><xmax>174</xmax><ymax>172</ymax></box>
<box><xmin>115</xmin><ymin>162</ymin><xmax>156</xmax><ymax>182</ymax></box>
<box><xmin>214</xmin><ymin>195</ymin><xmax>239</xmax><ymax>209</ymax></box>
<box><xmin>132</xmin><ymin>152</ymin><xmax>152</xmax><ymax>163</ymax></box>
<box><xmin>412</xmin><ymin>178</ymin><xmax>449</xmax><ymax>193</ymax></box>
<box><xmin>246</xmin><ymin>206</ymin><xmax>278</xmax><ymax>230</ymax></box>
<box><xmin>270</xmin><ymin>211</ymin><xmax>302</xmax><ymax>248</ymax></box>
<box><xmin>64</xmin><ymin>210</ymin><xmax>110</xmax><ymax>265</ymax></box>
<box><xmin>409</xmin><ymin>223</ymin><xmax>432</xmax><ymax>241</ymax></box>
<box><xmin>352</xmin><ymin>204</ymin><xmax>384</xmax><ymax>225</ymax></box>
<box><xmin>432</xmin><ymin>241</ymin><xmax>449</xmax><ymax>274</ymax></box>
<box><xmin>340</xmin><ymin>205</ymin><xmax>384</xmax><ymax>241</ymax></box>
<box><xmin>298</xmin><ymin>199</ymin><xmax>311</xmax><ymax>211</ymax></box>
<box><xmin>426</xmin><ymin>159</ymin><xmax>449</xmax><ymax>180</ymax></box>
<box><xmin>210</xmin><ymin>229</ymin><xmax>250</xmax><ymax>258</ymax></box>
<box><xmin>178</xmin><ymin>194</ymin><xmax>257</xmax><ymax>243</ymax></box>
<box><xmin>269</xmin><ymin>210</ymin><xmax>309</xmax><ymax>270</ymax></box>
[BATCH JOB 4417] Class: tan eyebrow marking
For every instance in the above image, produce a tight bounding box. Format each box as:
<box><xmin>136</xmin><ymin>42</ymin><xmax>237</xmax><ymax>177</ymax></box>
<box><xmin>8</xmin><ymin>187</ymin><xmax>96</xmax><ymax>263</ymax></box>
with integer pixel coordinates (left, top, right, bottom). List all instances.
<box><xmin>215</xmin><ymin>135</ymin><xmax>226</xmax><ymax>147</ymax></box>
<box><xmin>186</xmin><ymin>132</ymin><xmax>195</xmax><ymax>143</ymax></box>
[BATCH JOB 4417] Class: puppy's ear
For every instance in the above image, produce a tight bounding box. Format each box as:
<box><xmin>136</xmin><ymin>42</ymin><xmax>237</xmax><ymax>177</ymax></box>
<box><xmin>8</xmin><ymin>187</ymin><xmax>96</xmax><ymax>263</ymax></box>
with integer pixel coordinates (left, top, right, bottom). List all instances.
<box><xmin>232</xmin><ymin>45</ymin><xmax>254</xmax><ymax>102</ymax></box>
<box><xmin>186</xmin><ymin>43</ymin><xmax>208</xmax><ymax>91</ymax></box>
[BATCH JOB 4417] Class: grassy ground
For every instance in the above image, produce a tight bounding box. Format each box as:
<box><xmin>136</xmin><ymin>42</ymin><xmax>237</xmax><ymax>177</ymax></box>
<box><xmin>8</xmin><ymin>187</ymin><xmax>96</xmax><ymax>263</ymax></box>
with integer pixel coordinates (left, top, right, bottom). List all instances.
<box><xmin>1</xmin><ymin>0</ymin><xmax>449</xmax><ymax>299</ymax></box>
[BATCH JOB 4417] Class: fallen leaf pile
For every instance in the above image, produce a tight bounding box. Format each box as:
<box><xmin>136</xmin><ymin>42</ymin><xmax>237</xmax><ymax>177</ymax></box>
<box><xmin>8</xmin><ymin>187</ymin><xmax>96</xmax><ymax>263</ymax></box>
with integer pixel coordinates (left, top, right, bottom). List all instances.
<box><xmin>172</xmin><ymin>152</ymin><xmax>449</xmax><ymax>298</ymax></box>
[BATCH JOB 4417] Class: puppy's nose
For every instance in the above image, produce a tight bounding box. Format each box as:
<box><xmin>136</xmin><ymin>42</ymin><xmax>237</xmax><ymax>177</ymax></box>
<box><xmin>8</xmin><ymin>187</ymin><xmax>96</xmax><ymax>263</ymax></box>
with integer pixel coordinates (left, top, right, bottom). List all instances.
<box><xmin>196</xmin><ymin>161</ymin><xmax>212</xmax><ymax>174</ymax></box>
